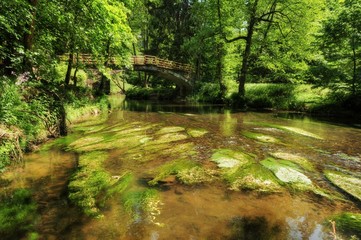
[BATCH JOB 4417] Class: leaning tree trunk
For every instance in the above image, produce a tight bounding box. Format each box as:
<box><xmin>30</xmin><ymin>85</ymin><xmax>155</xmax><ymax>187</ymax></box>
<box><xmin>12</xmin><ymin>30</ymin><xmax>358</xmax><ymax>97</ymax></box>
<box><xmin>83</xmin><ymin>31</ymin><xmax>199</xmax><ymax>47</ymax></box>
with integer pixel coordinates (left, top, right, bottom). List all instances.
<box><xmin>64</xmin><ymin>53</ymin><xmax>73</xmax><ymax>86</ymax></box>
<box><xmin>238</xmin><ymin>0</ymin><xmax>258</xmax><ymax>97</ymax></box>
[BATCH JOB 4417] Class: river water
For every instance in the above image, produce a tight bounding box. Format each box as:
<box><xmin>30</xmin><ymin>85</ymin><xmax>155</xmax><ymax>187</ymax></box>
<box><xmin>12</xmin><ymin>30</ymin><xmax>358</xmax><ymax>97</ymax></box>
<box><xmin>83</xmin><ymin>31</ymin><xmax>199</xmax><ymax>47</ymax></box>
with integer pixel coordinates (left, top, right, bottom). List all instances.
<box><xmin>2</xmin><ymin>98</ymin><xmax>361</xmax><ymax>239</ymax></box>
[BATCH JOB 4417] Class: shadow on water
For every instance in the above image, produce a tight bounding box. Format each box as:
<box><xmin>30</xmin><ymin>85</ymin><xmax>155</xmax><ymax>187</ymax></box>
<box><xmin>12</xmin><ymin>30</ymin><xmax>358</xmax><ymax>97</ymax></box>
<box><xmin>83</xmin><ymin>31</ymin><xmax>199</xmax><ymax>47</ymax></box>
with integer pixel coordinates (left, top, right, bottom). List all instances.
<box><xmin>227</xmin><ymin>216</ymin><xmax>281</xmax><ymax>240</ymax></box>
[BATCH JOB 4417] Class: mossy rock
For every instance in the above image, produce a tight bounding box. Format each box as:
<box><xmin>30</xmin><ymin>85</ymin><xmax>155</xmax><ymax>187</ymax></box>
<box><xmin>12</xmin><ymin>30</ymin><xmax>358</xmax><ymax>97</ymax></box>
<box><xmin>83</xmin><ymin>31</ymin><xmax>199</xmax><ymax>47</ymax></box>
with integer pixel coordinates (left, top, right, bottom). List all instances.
<box><xmin>242</xmin><ymin>131</ymin><xmax>279</xmax><ymax>143</ymax></box>
<box><xmin>187</xmin><ymin>128</ymin><xmax>208</xmax><ymax>138</ymax></box>
<box><xmin>226</xmin><ymin>164</ymin><xmax>282</xmax><ymax>193</ymax></box>
<box><xmin>330</xmin><ymin>212</ymin><xmax>361</xmax><ymax>238</ymax></box>
<box><xmin>269</xmin><ymin>152</ymin><xmax>314</xmax><ymax>171</ymax></box>
<box><xmin>324</xmin><ymin>170</ymin><xmax>361</xmax><ymax>201</ymax></box>
<box><xmin>261</xmin><ymin>158</ymin><xmax>312</xmax><ymax>190</ymax></box>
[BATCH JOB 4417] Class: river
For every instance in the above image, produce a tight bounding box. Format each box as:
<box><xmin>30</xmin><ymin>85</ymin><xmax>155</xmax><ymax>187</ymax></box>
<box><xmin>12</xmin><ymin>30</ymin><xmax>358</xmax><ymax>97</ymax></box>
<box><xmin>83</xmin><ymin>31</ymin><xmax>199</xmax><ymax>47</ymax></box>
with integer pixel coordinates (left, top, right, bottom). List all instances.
<box><xmin>1</xmin><ymin>98</ymin><xmax>361</xmax><ymax>240</ymax></box>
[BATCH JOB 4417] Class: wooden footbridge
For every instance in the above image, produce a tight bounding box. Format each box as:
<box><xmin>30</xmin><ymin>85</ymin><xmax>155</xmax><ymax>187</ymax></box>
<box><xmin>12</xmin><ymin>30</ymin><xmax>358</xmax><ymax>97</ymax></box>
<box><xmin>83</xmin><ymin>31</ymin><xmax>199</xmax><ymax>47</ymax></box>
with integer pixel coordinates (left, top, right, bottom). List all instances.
<box><xmin>58</xmin><ymin>54</ymin><xmax>194</xmax><ymax>90</ymax></box>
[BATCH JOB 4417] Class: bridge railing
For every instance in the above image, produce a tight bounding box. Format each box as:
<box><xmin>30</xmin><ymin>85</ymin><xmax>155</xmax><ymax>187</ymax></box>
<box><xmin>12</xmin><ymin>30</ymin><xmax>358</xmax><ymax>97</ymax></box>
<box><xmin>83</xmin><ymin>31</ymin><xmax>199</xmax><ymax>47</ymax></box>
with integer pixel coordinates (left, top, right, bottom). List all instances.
<box><xmin>58</xmin><ymin>54</ymin><xmax>122</xmax><ymax>65</ymax></box>
<box><xmin>132</xmin><ymin>55</ymin><xmax>193</xmax><ymax>73</ymax></box>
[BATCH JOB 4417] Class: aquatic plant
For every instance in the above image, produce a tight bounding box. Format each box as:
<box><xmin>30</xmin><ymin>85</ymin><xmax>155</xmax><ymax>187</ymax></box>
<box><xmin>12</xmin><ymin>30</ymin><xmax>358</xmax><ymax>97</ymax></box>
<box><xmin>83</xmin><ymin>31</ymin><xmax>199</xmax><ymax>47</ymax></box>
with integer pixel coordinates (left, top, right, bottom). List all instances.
<box><xmin>211</xmin><ymin>149</ymin><xmax>254</xmax><ymax>168</ymax></box>
<box><xmin>0</xmin><ymin>189</ymin><xmax>37</xmax><ymax>239</ymax></box>
<box><xmin>330</xmin><ymin>213</ymin><xmax>361</xmax><ymax>238</ymax></box>
<box><xmin>148</xmin><ymin>159</ymin><xmax>198</xmax><ymax>186</ymax></box>
<box><xmin>156</xmin><ymin>126</ymin><xmax>185</xmax><ymax>135</ymax></box>
<box><xmin>324</xmin><ymin>170</ymin><xmax>361</xmax><ymax>201</ymax></box>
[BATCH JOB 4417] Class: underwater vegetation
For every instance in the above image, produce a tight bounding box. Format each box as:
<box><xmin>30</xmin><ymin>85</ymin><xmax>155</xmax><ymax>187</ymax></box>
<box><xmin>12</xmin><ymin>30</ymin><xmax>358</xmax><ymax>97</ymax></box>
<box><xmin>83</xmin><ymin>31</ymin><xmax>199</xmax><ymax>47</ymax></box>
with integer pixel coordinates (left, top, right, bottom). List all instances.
<box><xmin>330</xmin><ymin>212</ymin><xmax>361</xmax><ymax>239</ymax></box>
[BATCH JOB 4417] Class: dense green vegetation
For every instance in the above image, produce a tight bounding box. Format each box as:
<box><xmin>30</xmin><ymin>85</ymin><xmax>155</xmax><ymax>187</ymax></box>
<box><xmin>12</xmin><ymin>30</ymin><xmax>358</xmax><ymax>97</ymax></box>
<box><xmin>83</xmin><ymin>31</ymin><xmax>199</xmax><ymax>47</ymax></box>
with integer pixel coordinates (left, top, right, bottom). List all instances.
<box><xmin>1</xmin><ymin>0</ymin><xmax>360</xmax><ymax>168</ymax></box>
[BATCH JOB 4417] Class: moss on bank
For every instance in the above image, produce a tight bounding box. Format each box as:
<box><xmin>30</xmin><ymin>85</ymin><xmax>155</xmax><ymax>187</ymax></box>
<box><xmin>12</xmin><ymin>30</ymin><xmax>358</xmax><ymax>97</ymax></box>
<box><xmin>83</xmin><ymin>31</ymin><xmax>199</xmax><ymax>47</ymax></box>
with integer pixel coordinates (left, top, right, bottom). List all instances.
<box><xmin>330</xmin><ymin>212</ymin><xmax>361</xmax><ymax>238</ymax></box>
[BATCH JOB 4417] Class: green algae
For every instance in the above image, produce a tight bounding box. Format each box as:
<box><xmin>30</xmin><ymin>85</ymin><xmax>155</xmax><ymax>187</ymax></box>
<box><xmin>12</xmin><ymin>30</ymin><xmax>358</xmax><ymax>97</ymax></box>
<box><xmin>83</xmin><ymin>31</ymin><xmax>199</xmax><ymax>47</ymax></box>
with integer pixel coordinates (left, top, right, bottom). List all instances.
<box><xmin>226</xmin><ymin>164</ymin><xmax>282</xmax><ymax>193</ymax></box>
<box><xmin>324</xmin><ymin>170</ymin><xmax>361</xmax><ymax>201</ymax></box>
<box><xmin>261</xmin><ymin>158</ymin><xmax>313</xmax><ymax>190</ymax></box>
<box><xmin>177</xmin><ymin>167</ymin><xmax>217</xmax><ymax>185</ymax></box>
<box><xmin>68</xmin><ymin>151</ymin><xmax>111</xmax><ymax>217</ymax></box>
<box><xmin>242</xmin><ymin>131</ymin><xmax>280</xmax><ymax>143</ymax></box>
<box><xmin>148</xmin><ymin>159</ymin><xmax>198</xmax><ymax>186</ymax></box>
<box><xmin>330</xmin><ymin>212</ymin><xmax>361</xmax><ymax>238</ymax></box>
<box><xmin>187</xmin><ymin>128</ymin><xmax>208</xmax><ymax>138</ymax></box>
<box><xmin>211</xmin><ymin>149</ymin><xmax>254</xmax><ymax>168</ymax></box>
<box><xmin>269</xmin><ymin>152</ymin><xmax>314</xmax><ymax>171</ymax></box>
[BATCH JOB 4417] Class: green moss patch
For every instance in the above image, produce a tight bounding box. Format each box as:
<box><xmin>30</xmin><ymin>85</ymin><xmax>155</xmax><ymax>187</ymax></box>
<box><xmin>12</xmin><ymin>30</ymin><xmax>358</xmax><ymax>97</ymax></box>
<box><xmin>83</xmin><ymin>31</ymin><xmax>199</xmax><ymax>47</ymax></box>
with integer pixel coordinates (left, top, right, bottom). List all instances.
<box><xmin>153</xmin><ymin>132</ymin><xmax>188</xmax><ymax>144</ymax></box>
<box><xmin>331</xmin><ymin>212</ymin><xmax>361</xmax><ymax>238</ymax></box>
<box><xmin>226</xmin><ymin>164</ymin><xmax>282</xmax><ymax>193</ymax></box>
<box><xmin>324</xmin><ymin>170</ymin><xmax>361</xmax><ymax>201</ymax></box>
<box><xmin>242</xmin><ymin>131</ymin><xmax>279</xmax><ymax>143</ymax></box>
<box><xmin>269</xmin><ymin>152</ymin><xmax>314</xmax><ymax>171</ymax></box>
<box><xmin>211</xmin><ymin>149</ymin><xmax>254</xmax><ymax>168</ymax></box>
<box><xmin>187</xmin><ymin>128</ymin><xmax>208</xmax><ymax>138</ymax></box>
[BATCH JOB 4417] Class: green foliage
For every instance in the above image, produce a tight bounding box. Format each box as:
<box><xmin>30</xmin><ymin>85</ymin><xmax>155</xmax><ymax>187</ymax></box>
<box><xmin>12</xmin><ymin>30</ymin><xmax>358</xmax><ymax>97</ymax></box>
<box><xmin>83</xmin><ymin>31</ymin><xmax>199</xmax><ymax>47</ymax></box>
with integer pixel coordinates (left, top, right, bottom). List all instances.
<box><xmin>194</xmin><ymin>83</ymin><xmax>224</xmax><ymax>103</ymax></box>
<box><xmin>126</xmin><ymin>87</ymin><xmax>176</xmax><ymax>100</ymax></box>
<box><xmin>0</xmin><ymin>189</ymin><xmax>37</xmax><ymax>239</ymax></box>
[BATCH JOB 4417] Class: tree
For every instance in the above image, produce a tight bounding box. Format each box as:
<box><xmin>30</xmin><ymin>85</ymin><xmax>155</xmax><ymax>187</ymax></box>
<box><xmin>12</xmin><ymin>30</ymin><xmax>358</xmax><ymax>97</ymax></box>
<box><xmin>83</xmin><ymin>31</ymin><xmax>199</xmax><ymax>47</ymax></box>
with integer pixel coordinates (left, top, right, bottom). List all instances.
<box><xmin>321</xmin><ymin>0</ymin><xmax>361</xmax><ymax>96</ymax></box>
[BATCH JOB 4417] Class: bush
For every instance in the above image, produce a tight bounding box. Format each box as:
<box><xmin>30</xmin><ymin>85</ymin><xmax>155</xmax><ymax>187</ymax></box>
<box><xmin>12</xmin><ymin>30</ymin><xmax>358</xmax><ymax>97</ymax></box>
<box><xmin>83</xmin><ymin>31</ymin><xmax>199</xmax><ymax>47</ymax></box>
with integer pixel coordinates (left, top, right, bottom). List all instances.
<box><xmin>125</xmin><ymin>87</ymin><xmax>177</xmax><ymax>100</ymax></box>
<box><xmin>194</xmin><ymin>83</ymin><xmax>224</xmax><ymax>103</ymax></box>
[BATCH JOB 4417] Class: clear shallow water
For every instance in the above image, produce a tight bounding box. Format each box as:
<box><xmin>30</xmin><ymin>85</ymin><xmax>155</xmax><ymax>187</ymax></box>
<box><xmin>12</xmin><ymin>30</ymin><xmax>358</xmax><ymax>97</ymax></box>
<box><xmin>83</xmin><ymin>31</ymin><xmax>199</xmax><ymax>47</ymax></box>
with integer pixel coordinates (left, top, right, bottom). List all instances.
<box><xmin>2</xmin><ymin>99</ymin><xmax>361</xmax><ymax>239</ymax></box>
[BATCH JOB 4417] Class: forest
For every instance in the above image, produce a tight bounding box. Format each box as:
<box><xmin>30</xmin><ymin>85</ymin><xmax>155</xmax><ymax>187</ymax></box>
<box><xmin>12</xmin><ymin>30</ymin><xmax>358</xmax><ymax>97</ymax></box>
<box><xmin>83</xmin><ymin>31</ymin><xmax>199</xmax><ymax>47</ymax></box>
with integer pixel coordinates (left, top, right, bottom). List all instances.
<box><xmin>1</xmin><ymin>0</ymin><xmax>361</xmax><ymax>178</ymax></box>
<box><xmin>1</xmin><ymin>0</ymin><xmax>361</xmax><ymax>239</ymax></box>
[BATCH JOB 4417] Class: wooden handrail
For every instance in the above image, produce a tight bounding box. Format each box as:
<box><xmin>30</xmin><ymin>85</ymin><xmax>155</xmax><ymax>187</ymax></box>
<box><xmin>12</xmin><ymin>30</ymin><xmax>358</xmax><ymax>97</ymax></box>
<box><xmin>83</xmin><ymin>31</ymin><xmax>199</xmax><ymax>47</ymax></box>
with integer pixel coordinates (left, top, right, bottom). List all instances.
<box><xmin>57</xmin><ymin>54</ymin><xmax>193</xmax><ymax>73</ymax></box>
<box><xmin>132</xmin><ymin>55</ymin><xmax>193</xmax><ymax>73</ymax></box>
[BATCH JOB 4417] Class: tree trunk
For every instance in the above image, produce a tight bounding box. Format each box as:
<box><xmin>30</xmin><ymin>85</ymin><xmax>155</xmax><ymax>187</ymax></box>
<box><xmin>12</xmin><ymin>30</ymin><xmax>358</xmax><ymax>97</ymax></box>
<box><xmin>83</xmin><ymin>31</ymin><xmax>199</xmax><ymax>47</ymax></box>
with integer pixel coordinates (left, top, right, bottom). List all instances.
<box><xmin>65</xmin><ymin>53</ymin><xmax>73</xmax><ymax>86</ymax></box>
<box><xmin>23</xmin><ymin>0</ymin><xmax>38</xmax><ymax>72</ymax></box>
<box><xmin>238</xmin><ymin>0</ymin><xmax>259</xmax><ymax>97</ymax></box>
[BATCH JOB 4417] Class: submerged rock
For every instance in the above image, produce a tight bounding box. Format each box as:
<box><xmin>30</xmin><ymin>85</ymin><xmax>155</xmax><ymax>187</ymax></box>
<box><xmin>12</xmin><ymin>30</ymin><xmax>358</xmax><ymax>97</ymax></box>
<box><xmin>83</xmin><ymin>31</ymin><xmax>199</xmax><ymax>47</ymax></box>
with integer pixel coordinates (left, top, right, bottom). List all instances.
<box><xmin>211</xmin><ymin>149</ymin><xmax>254</xmax><ymax>169</ymax></box>
<box><xmin>324</xmin><ymin>170</ymin><xmax>361</xmax><ymax>201</ymax></box>
<box><xmin>269</xmin><ymin>152</ymin><xmax>314</xmax><ymax>171</ymax></box>
<box><xmin>261</xmin><ymin>158</ymin><xmax>313</xmax><ymax>190</ymax></box>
